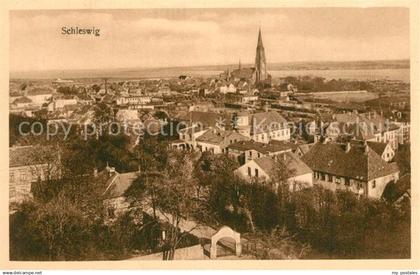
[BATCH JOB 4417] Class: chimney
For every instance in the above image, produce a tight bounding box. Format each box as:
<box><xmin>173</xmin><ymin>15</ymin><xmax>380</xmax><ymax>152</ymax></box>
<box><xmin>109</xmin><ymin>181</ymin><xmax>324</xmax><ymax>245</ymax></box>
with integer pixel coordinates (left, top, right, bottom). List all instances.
<box><xmin>346</xmin><ymin>142</ymin><xmax>351</xmax><ymax>153</ymax></box>
<box><xmin>105</xmin><ymin>162</ymin><xmax>116</xmax><ymax>175</ymax></box>
<box><xmin>365</xmin><ymin>142</ymin><xmax>369</xmax><ymax>153</ymax></box>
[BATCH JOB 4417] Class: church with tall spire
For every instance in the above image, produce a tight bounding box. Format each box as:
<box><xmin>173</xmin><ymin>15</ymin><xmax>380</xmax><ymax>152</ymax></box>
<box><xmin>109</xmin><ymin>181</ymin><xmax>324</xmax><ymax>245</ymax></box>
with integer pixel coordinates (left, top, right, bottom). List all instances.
<box><xmin>219</xmin><ymin>27</ymin><xmax>271</xmax><ymax>88</ymax></box>
<box><xmin>254</xmin><ymin>27</ymin><xmax>269</xmax><ymax>85</ymax></box>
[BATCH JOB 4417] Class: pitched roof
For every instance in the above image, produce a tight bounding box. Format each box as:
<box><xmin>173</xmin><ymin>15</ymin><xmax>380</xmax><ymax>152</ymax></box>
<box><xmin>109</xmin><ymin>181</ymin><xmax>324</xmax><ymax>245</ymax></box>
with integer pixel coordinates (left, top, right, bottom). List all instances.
<box><xmin>366</xmin><ymin>141</ymin><xmax>388</xmax><ymax>156</ymax></box>
<box><xmin>196</xmin><ymin>129</ymin><xmax>247</xmax><ymax>145</ymax></box>
<box><xmin>230</xmin><ymin>68</ymin><xmax>255</xmax><ymax>79</ymax></box>
<box><xmin>381</xmin><ymin>174</ymin><xmax>410</xmax><ymax>203</ymax></box>
<box><xmin>254</xmin><ymin>152</ymin><xmax>312</xmax><ymax>178</ymax></box>
<box><xmin>180</xmin><ymin>111</ymin><xmax>233</xmax><ymax>129</ymax></box>
<box><xmin>102</xmin><ymin>170</ymin><xmax>139</xmax><ymax>199</ymax></box>
<box><xmin>250</xmin><ymin>111</ymin><xmax>288</xmax><ymax>134</ymax></box>
<box><xmin>13</xmin><ymin>96</ymin><xmax>32</xmax><ymax>104</ymax></box>
<box><xmin>297</xmin><ymin>143</ymin><xmax>313</xmax><ymax>155</ymax></box>
<box><xmin>228</xmin><ymin>140</ymin><xmax>293</xmax><ymax>154</ymax></box>
<box><xmin>301</xmin><ymin>142</ymin><xmax>399</xmax><ymax>181</ymax></box>
<box><xmin>333</xmin><ymin>113</ymin><xmax>400</xmax><ymax>137</ymax></box>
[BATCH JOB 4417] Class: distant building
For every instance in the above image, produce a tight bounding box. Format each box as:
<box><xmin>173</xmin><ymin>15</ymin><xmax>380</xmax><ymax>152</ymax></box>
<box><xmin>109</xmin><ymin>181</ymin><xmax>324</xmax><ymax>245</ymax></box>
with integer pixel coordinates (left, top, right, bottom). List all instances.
<box><xmin>116</xmin><ymin>96</ymin><xmax>151</xmax><ymax>106</ymax></box>
<box><xmin>228</xmin><ymin>139</ymin><xmax>294</xmax><ymax>165</ymax></box>
<box><xmin>195</xmin><ymin>128</ymin><xmax>250</xmax><ymax>154</ymax></box>
<box><xmin>220</xmin><ymin>28</ymin><xmax>271</xmax><ymax>86</ymax></box>
<box><xmin>235</xmin><ymin>111</ymin><xmax>290</xmax><ymax>143</ymax></box>
<box><xmin>172</xmin><ymin>125</ymin><xmax>209</xmax><ymax>151</ymax></box>
<box><xmin>116</xmin><ymin>109</ymin><xmax>140</xmax><ymax>123</ymax></box>
<box><xmin>26</xmin><ymin>88</ymin><xmax>53</xmax><ymax>106</ymax></box>
<box><xmin>47</xmin><ymin>98</ymin><xmax>78</xmax><ymax>112</ymax></box>
<box><xmin>11</xmin><ymin>96</ymin><xmax>33</xmax><ymax>109</ymax></box>
<box><xmin>254</xmin><ymin>28</ymin><xmax>269</xmax><ymax>85</ymax></box>
<box><xmin>52</xmin><ymin>78</ymin><xmax>74</xmax><ymax>88</ymax></box>
<box><xmin>326</xmin><ymin>112</ymin><xmax>401</xmax><ymax>150</ymax></box>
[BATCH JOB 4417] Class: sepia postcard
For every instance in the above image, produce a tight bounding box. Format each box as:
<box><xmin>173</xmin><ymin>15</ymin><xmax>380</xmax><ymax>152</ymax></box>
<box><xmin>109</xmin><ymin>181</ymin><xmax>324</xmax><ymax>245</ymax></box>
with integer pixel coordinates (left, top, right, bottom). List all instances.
<box><xmin>1</xmin><ymin>0</ymin><xmax>419</xmax><ymax>271</ymax></box>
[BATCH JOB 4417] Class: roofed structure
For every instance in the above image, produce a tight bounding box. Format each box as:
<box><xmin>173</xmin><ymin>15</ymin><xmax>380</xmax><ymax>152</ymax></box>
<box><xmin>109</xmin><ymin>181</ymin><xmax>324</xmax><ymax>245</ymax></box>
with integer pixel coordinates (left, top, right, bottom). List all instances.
<box><xmin>301</xmin><ymin>142</ymin><xmax>399</xmax><ymax>182</ymax></box>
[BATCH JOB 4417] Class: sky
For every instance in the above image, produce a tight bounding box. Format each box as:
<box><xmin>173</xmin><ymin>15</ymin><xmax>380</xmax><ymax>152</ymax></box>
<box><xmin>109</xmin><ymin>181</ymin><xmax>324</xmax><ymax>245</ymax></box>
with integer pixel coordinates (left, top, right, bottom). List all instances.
<box><xmin>10</xmin><ymin>8</ymin><xmax>409</xmax><ymax>72</ymax></box>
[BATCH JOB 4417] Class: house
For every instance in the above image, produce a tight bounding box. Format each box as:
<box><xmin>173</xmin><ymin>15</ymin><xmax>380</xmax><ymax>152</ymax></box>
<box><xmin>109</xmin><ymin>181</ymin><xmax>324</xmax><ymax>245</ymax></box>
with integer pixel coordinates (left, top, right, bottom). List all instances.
<box><xmin>171</xmin><ymin>125</ymin><xmax>209</xmax><ymax>151</ymax></box>
<box><xmin>26</xmin><ymin>88</ymin><xmax>53</xmax><ymax>106</ymax></box>
<box><xmin>234</xmin><ymin>111</ymin><xmax>290</xmax><ymax>143</ymax></box>
<box><xmin>394</xmin><ymin>121</ymin><xmax>410</xmax><ymax>145</ymax></box>
<box><xmin>183</xmin><ymin>111</ymin><xmax>233</xmax><ymax>130</ymax></box>
<box><xmin>220</xmin><ymin>83</ymin><xmax>237</xmax><ymax>94</ymax></box>
<box><xmin>99</xmin><ymin>166</ymin><xmax>142</xmax><ymax>222</ymax></box>
<box><xmin>47</xmin><ymin>98</ymin><xmax>78</xmax><ymax>112</ymax></box>
<box><xmin>9</xmin><ymin>146</ymin><xmax>60</xmax><ymax>204</ymax></box>
<box><xmin>116</xmin><ymin>109</ymin><xmax>140</xmax><ymax>123</ymax></box>
<box><xmin>326</xmin><ymin>112</ymin><xmax>401</xmax><ymax>150</ymax></box>
<box><xmin>301</xmin><ymin>142</ymin><xmax>400</xmax><ymax>199</ymax></box>
<box><xmin>235</xmin><ymin>152</ymin><xmax>313</xmax><ymax>191</ymax></box>
<box><xmin>228</xmin><ymin>140</ymin><xmax>294</xmax><ymax>165</ymax></box>
<box><xmin>241</xmin><ymin>94</ymin><xmax>259</xmax><ymax>104</ymax></box>
<box><xmin>294</xmin><ymin>143</ymin><xmax>314</xmax><ymax>158</ymax></box>
<box><xmin>116</xmin><ymin>96</ymin><xmax>151</xmax><ymax>106</ymax></box>
<box><xmin>195</xmin><ymin>128</ymin><xmax>250</xmax><ymax>154</ymax></box>
<box><xmin>366</xmin><ymin>141</ymin><xmax>395</xmax><ymax>162</ymax></box>
<box><xmin>11</xmin><ymin>96</ymin><xmax>33</xmax><ymax>109</ymax></box>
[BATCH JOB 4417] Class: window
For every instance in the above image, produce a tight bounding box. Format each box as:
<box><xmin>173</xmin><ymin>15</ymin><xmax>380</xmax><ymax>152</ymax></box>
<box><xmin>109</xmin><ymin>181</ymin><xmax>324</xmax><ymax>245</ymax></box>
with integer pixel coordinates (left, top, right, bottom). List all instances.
<box><xmin>10</xmin><ymin>186</ymin><xmax>16</xmax><ymax>198</ymax></box>
<box><xmin>255</xmin><ymin>168</ymin><xmax>259</xmax><ymax>177</ymax></box>
<box><xmin>249</xmin><ymin>151</ymin><xmax>252</xmax><ymax>157</ymax></box>
<box><xmin>257</xmin><ymin>153</ymin><xmax>261</xmax><ymax>158</ymax></box>
<box><xmin>335</xmin><ymin>177</ymin><xmax>341</xmax><ymax>184</ymax></box>
<box><xmin>372</xmin><ymin>180</ymin><xmax>376</xmax><ymax>189</ymax></box>
<box><xmin>345</xmin><ymin>178</ymin><xmax>350</xmax><ymax>186</ymax></box>
<box><xmin>20</xmin><ymin>171</ymin><xmax>27</xmax><ymax>181</ymax></box>
<box><xmin>248</xmin><ymin>167</ymin><xmax>251</xmax><ymax>176</ymax></box>
<box><xmin>107</xmin><ymin>207</ymin><xmax>115</xmax><ymax>219</ymax></box>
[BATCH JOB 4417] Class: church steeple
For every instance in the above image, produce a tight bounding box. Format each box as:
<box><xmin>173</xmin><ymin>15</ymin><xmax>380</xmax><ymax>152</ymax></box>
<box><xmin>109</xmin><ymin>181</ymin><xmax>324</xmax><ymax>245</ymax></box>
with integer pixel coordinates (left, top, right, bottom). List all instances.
<box><xmin>257</xmin><ymin>27</ymin><xmax>264</xmax><ymax>48</ymax></box>
<box><xmin>254</xmin><ymin>27</ymin><xmax>268</xmax><ymax>85</ymax></box>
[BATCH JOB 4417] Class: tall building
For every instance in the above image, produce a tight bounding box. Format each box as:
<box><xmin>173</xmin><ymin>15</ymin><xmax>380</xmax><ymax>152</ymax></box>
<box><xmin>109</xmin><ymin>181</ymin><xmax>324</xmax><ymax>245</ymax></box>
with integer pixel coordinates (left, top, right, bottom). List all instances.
<box><xmin>220</xmin><ymin>28</ymin><xmax>271</xmax><ymax>87</ymax></box>
<box><xmin>254</xmin><ymin>28</ymin><xmax>268</xmax><ymax>84</ymax></box>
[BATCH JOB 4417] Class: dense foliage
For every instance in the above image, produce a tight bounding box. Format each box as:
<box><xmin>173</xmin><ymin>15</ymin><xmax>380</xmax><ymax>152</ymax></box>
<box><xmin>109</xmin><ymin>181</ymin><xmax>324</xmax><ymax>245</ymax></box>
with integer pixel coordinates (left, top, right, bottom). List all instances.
<box><xmin>10</xmin><ymin>117</ymin><xmax>410</xmax><ymax>260</ymax></box>
<box><xmin>279</xmin><ymin>76</ymin><xmax>373</xmax><ymax>93</ymax></box>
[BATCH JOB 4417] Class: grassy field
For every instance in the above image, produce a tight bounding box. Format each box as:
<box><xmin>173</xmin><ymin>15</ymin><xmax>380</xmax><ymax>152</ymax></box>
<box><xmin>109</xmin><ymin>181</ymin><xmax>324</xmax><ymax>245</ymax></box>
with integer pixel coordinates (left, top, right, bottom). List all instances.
<box><xmin>309</xmin><ymin>91</ymin><xmax>379</xmax><ymax>102</ymax></box>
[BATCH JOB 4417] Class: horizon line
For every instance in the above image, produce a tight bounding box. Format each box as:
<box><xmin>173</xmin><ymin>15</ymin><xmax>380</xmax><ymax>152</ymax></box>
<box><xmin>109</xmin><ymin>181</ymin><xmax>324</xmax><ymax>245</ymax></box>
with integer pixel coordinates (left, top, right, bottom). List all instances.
<box><xmin>10</xmin><ymin>58</ymin><xmax>410</xmax><ymax>74</ymax></box>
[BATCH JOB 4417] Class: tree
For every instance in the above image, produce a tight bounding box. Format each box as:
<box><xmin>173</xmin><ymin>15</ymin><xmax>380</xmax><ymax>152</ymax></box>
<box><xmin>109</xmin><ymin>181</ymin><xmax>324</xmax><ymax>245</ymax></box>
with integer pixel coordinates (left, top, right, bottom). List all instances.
<box><xmin>93</xmin><ymin>102</ymin><xmax>113</xmax><ymax>138</ymax></box>
<box><xmin>126</xmin><ymin>149</ymin><xmax>201</xmax><ymax>260</ymax></box>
